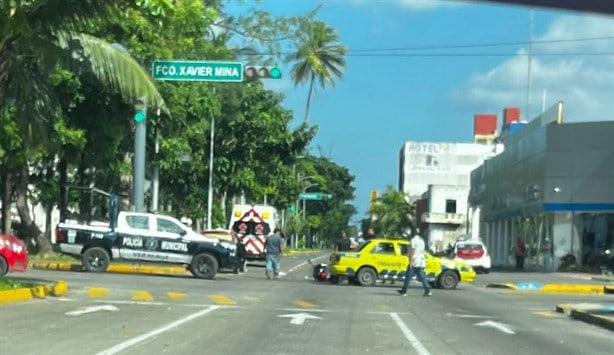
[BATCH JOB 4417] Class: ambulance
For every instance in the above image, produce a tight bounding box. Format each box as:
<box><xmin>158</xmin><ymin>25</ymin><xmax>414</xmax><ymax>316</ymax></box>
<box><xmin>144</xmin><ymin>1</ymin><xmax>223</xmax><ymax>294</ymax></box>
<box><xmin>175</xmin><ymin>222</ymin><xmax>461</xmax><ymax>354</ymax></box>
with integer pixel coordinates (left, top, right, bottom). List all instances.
<box><xmin>228</xmin><ymin>204</ymin><xmax>279</xmax><ymax>261</ymax></box>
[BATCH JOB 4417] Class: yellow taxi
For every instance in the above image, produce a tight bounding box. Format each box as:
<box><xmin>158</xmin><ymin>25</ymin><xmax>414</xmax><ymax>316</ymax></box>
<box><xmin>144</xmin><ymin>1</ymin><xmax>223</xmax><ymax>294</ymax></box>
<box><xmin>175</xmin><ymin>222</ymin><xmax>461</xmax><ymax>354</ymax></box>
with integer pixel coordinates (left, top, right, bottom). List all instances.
<box><xmin>329</xmin><ymin>238</ymin><xmax>476</xmax><ymax>289</ymax></box>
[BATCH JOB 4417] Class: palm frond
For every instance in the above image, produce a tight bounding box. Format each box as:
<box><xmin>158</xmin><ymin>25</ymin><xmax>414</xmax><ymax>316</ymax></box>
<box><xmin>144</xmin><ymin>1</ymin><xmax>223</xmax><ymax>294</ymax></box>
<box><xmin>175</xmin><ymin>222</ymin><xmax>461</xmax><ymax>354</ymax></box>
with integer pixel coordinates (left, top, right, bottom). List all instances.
<box><xmin>57</xmin><ymin>31</ymin><xmax>167</xmax><ymax>112</ymax></box>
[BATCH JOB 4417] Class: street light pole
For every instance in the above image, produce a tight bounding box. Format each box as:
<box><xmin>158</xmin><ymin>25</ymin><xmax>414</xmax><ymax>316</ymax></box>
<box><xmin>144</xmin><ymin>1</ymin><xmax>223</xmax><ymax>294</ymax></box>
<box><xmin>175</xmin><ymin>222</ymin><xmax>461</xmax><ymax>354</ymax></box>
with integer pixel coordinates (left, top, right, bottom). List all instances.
<box><xmin>206</xmin><ymin>87</ymin><xmax>216</xmax><ymax>230</ymax></box>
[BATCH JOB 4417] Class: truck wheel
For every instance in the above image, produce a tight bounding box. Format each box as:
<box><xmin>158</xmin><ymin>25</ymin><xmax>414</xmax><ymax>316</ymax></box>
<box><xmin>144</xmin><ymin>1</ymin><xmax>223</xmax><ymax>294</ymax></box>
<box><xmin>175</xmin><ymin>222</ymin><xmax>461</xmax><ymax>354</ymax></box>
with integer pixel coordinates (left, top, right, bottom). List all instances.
<box><xmin>82</xmin><ymin>247</ymin><xmax>110</xmax><ymax>272</ymax></box>
<box><xmin>0</xmin><ymin>256</ymin><xmax>8</xmax><ymax>276</ymax></box>
<box><xmin>357</xmin><ymin>267</ymin><xmax>377</xmax><ymax>286</ymax></box>
<box><xmin>190</xmin><ymin>253</ymin><xmax>218</xmax><ymax>279</ymax></box>
<box><xmin>437</xmin><ymin>270</ymin><xmax>459</xmax><ymax>290</ymax></box>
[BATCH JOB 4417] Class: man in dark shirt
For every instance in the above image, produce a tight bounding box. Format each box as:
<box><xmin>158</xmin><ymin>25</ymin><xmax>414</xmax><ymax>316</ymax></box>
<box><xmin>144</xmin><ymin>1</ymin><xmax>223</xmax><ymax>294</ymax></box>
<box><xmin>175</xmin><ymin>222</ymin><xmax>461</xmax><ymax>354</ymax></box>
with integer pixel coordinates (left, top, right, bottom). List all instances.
<box><xmin>336</xmin><ymin>230</ymin><xmax>351</xmax><ymax>252</ymax></box>
<box><xmin>265</xmin><ymin>228</ymin><xmax>283</xmax><ymax>280</ymax></box>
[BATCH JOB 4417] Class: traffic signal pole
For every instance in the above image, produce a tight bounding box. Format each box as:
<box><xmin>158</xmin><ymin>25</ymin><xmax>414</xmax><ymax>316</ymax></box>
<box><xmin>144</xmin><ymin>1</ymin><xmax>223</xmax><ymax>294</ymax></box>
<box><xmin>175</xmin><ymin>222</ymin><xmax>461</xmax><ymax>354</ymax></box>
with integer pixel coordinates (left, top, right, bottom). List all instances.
<box><xmin>133</xmin><ymin>97</ymin><xmax>147</xmax><ymax>212</ymax></box>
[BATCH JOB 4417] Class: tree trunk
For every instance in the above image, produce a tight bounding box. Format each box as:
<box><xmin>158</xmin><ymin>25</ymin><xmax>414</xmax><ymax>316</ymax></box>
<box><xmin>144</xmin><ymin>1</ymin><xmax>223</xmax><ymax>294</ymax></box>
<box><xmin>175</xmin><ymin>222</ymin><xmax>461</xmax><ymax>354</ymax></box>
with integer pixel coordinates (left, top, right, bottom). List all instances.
<box><xmin>1</xmin><ymin>171</ymin><xmax>12</xmax><ymax>234</ymax></box>
<box><xmin>303</xmin><ymin>73</ymin><xmax>315</xmax><ymax>123</ymax></box>
<box><xmin>15</xmin><ymin>163</ymin><xmax>53</xmax><ymax>255</ymax></box>
<box><xmin>59</xmin><ymin>157</ymin><xmax>67</xmax><ymax>222</ymax></box>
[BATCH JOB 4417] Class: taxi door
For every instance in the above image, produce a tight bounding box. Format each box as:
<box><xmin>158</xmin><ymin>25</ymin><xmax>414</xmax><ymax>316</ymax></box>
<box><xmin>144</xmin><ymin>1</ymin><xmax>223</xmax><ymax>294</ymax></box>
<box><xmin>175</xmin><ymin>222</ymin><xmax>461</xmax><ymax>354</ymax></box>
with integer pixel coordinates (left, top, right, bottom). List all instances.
<box><xmin>369</xmin><ymin>241</ymin><xmax>405</xmax><ymax>279</ymax></box>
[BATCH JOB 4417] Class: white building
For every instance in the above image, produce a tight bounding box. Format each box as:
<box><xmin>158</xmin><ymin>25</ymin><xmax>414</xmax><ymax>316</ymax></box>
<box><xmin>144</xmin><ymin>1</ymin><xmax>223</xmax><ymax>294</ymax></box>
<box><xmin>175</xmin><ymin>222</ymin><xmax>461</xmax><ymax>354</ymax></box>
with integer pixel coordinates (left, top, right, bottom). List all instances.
<box><xmin>399</xmin><ymin>141</ymin><xmax>500</xmax><ymax>248</ymax></box>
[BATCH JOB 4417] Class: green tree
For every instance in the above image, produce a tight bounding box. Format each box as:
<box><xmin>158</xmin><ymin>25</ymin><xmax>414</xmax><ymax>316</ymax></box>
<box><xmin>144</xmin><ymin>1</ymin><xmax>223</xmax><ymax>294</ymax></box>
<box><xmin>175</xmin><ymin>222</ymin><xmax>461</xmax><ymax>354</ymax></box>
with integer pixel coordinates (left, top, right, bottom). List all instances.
<box><xmin>0</xmin><ymin>0</ymin><xmax>165</xmax><ymax>254</ymax></box>
<box><xmin>288</xmin><ymin>21</ymin><xmax>347</xmax><ymax>123</ymax></box>
<box><xmin>366</xmin><ymin>186</ymin><xmax>415</xmax><ymax>239</ymax></box>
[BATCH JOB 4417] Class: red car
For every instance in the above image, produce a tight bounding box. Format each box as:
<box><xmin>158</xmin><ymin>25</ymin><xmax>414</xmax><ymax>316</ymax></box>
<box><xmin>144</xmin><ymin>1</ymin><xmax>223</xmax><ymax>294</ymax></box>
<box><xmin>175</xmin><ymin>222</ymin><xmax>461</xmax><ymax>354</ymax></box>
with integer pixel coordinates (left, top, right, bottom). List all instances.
<box><xmin>0</xmin><ymin>234</ymin><xmax>28</xmax><ymax>276</ymax></box>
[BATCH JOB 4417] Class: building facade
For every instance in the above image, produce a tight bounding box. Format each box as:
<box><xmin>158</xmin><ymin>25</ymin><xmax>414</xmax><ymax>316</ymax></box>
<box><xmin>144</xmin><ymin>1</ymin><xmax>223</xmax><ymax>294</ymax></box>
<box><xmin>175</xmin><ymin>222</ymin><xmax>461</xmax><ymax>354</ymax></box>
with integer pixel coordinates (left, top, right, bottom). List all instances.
<box><xmin>399</xmin><ymin>141</ymin><xmax>499</xmax><ymax>248</ymax></box>
<box><xmin>469</xmin><ymin>103</ymin><xmax>614</xmax><ymax>270</ymax></box>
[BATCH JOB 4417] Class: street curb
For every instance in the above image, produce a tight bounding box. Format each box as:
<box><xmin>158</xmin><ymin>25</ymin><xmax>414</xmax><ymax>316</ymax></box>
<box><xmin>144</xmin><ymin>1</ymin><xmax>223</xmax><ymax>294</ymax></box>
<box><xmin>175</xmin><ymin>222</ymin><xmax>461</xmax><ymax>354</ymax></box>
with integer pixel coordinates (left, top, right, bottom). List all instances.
<box><xmin>29</xmin><ymin>262</ymin><xmax>189</xmax><ymax>275</ymax></box>
<box><xmin>556</xmin><ymin>303</ymin><xmax>614</xmax><ymax>331</ymax></box>
<box><xmin>0</xmin><ymin>280</ymin><xmax>68</xmax><ymax>304</ymax></box>
<box><xmin>486</xmin><ymin>283</ymin><xmax>610</xmax><ymax>294</ymax></box>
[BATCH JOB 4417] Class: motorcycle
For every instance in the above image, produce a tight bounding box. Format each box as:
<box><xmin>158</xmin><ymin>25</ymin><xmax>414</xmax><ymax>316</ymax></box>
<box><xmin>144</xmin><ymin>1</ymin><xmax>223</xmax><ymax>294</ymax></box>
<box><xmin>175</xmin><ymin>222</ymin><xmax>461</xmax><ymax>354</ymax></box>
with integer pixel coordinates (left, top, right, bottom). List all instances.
<box><xmin>308</xmin><ymin>259</ymin><xmax>329</xmax><ymax>282</ymax></box>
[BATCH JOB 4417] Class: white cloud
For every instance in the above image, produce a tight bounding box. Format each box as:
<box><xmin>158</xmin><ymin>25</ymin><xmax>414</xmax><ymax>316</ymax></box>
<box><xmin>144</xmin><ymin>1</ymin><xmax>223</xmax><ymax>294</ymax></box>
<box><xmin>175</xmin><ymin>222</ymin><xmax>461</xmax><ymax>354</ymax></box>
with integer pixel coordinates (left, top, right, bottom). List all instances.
<box><xmin>456</xmin><ymin>15</ymin><xmax>614</xmax><ymax>122</ymax></box>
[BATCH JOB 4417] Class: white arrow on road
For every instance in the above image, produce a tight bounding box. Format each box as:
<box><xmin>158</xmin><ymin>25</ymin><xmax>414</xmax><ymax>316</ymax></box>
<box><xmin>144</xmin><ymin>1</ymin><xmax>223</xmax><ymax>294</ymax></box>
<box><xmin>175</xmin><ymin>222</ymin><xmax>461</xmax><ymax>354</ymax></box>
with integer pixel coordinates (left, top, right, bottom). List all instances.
<box><xmin>474</xmin><ymin>320</ymin><xmax>515</xmax><ymax>334</ymax></box>
<box><xmin>65</xmin><ymin>305</ymin><xmax>119</xmax><ymax>316</ymax></box>
<box><xmin>278</xmin><ymin>312</ymin><xmax>322</xmax><ymax>325</ymax></box>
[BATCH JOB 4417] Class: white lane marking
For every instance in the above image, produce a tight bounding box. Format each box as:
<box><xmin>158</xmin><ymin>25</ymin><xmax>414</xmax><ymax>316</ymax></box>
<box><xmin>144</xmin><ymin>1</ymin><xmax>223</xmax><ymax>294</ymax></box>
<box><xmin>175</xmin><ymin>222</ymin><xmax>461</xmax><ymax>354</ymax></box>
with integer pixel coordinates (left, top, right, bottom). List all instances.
<box><xmin>389</xmin><ymin>312</ymin><xmax>431</xmax><ymax>355</ymax></box>
<box><xmin>446</xmin><ymin>312</ymin><xmax>492</xmax><ymax>319</ymax></box>
<box><xmin>278</xmin><ymin>312</ymin><xmax>322</xmax><ymax>325</ymax></box>
<box><xmin>474</xmin><ymin>320</ymin><xmax>515</xmax><ymax>334</ymax></box>
<box><xmin>66</xmin><ymin>305</ymin><xmax>119</xmax><ymax>316</ymax></box>
<box><xmin>95</xmin><ymin>306</ymin><xmax>220</xmax><ymax>355</ymax></box>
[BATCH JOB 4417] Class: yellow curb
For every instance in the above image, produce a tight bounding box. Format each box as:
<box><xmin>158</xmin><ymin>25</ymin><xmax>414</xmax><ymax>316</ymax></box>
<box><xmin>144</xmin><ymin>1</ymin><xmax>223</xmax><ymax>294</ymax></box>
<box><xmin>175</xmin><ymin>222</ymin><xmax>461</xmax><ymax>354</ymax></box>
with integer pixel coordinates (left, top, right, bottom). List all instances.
<box><xmin>541</xmin><ymin>284</ymin><xmax>605</xmax><ymax>294</ymax></box>
<box><xmin>108</xmin><ymin>264</ymin><xmax>188</xmax><ymax>275</ymax></box>
<box><xmin>0</xmin><ymin>280</ymin><xmax>67</xmax><ymax>303</ymax></box>
<box><xmin>31</xmin><ymin>286</ymin><xmax>46</xmax><ymax>298</ymax></box>
<box><xmin>30</xmin><ymin>262</ymin><xmax>188</xmax><ymax>275</ymax></box>
<box><xmin>51</xmin><ymin>280</ymin><xmax>68</xmax><ymax>296</ymax></box>
<box><xmin>0</xmin><ymin>288</ymin><xmax>33</xmax><ymax>303</ymax></box>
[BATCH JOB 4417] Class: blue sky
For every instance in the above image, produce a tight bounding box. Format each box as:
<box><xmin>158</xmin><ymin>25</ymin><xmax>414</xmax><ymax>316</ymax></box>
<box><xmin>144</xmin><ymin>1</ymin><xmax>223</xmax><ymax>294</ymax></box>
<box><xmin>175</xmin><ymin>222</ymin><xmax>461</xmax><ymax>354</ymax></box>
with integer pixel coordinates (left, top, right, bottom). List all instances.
<box><xmin>223</xmin><ymin>0</ymin><xmax>614</xmax><ymax>223</ymax></box>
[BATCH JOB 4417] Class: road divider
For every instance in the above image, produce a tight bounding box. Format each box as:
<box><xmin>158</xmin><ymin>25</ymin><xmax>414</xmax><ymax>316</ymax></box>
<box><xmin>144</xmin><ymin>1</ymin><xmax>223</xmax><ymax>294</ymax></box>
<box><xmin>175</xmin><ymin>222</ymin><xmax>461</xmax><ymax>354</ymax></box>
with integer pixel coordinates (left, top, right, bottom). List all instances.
<box><xmin>0</xmin><ymin>280</ymin><xmax>68</xmax><ymax>303</ymax></box>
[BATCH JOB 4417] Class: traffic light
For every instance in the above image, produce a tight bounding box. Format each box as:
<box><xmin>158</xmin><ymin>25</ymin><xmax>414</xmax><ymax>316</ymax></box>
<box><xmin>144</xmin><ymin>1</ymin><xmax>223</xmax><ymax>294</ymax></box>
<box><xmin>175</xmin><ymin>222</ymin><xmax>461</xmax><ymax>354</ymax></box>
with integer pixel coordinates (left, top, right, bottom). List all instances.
<box><xmin>244</xmin><ymin>66</ymin><xmax>282</xmax><ymax>80</ymax></box>
<box><xmin>134</xmin><ymin>97</ymin><xmax>147</xmax><ymax>123</ymax></box>
<box><xmin>289</xmin><ymin>204</ymin><xmax>296</xmax><ymax>214</ymax></box>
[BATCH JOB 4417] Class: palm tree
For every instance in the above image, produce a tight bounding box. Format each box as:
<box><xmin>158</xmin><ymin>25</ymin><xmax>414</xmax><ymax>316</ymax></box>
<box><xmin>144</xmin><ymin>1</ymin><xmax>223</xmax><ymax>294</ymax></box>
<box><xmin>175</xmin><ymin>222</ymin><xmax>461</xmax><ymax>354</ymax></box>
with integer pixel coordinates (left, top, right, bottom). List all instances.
<box><xmin>0</xmin><ymin>1</ymin><xmax>166</xmax><ymax>254</ymax></box>
<box><xmin>288</xmin><ymin>21</ymin><xmax>347</xmax><ymax>123</ymax></box>
<box><xmin>369</xmin><ymin>186</ymin><xmax>415</xmax><ymax>239</ymax></box>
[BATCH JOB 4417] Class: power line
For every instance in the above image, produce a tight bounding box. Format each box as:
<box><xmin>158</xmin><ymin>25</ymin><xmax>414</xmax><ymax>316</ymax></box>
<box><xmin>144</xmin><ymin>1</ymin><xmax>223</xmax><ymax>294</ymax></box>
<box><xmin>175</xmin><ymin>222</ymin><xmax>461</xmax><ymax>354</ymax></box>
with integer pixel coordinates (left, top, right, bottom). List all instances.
<box><xmin>345</xmin><ymin>52</ymin><xmax>614</xmax><ymax>57</ymax></box>
<box><xmin>347</xmin><ymin>36</ymin><xmax>614</xmax><ymax>53</ymax></box>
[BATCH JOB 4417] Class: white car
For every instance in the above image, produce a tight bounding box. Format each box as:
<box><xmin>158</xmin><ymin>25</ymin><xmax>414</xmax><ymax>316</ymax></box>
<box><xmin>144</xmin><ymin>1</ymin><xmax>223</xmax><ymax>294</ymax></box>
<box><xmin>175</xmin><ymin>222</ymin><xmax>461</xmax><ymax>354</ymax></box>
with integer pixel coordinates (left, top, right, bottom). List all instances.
<box><xmin>453</xmin><ymin>239</ymin><xmax>491</xmax><ymax>274</ymax></box>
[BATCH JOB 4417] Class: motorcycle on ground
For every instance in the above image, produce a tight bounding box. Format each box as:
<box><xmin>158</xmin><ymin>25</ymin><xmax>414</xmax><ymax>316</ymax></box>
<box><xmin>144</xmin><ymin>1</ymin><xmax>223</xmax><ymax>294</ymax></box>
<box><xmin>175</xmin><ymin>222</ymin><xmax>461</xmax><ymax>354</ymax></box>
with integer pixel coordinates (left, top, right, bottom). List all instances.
<box><xmin>308</xmin><ymin>259</ymin><xmax>329</xmax><ymax>282</ymax></box>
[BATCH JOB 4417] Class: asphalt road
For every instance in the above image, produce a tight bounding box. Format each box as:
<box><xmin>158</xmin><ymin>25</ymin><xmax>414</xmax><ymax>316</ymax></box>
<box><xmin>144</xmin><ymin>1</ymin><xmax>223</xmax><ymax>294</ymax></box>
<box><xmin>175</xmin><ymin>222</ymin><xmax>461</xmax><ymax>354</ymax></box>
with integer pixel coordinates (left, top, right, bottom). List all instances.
<box><xmin>1</xmin><ymin>253</ymin><xmax>612</xmax><ymax>355</ymax></box>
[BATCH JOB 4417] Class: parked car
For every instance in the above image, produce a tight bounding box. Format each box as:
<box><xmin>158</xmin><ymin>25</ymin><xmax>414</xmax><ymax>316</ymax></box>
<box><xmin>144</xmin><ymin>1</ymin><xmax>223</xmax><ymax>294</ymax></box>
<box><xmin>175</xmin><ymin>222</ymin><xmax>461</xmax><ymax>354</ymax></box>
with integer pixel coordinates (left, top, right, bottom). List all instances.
<box><xmin>0</xmin><ymin>234</ymin><xmax>28</xmax><ymax>276</ymax></box>
<box><xmin>453</xmin><ymin>238</ymin><xmax>491</xmax><ymax>274</ymax></box>
<box><xmin>328</xmin><ymin>238</ymin><xmax>476</xmax><ymax>289</ymax></box>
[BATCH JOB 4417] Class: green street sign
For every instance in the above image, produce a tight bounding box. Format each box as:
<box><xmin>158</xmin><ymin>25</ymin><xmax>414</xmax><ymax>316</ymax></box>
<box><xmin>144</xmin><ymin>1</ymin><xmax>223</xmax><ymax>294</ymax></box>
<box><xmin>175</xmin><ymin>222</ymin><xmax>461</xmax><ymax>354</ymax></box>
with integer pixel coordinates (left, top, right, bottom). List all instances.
<box><xmin>299</xmin><ymin>192</ymin><xmax>333</xmax><ymax>201</ymax></box>
<box><xmin>152</xmin><ymin>60</ymin><xmax>243</xmax><ymax>82</ymax></box>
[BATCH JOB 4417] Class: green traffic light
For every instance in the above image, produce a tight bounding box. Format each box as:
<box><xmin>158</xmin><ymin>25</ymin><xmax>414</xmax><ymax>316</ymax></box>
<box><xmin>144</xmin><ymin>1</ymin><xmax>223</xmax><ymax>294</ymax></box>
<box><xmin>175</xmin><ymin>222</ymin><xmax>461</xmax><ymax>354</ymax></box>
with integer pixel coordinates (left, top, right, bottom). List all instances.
<box><xmin>270</xmin><ymin>67</ymin><xmax>281</xmax><ymax>79</ymax></box>
<box><xmin>134</xmin><ymin>112</ymin><xmax>145</xmax><ymax>123</ymax></box>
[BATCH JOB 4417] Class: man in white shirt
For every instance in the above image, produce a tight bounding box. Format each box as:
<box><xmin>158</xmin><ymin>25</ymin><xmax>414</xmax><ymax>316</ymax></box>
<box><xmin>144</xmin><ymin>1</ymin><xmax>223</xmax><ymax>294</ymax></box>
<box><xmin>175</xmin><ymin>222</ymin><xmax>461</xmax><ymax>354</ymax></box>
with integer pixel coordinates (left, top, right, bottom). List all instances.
<box><xmin>398</xmin><ymin>233</ymin><xmax>432</xmax><ymax>297</ymax></box>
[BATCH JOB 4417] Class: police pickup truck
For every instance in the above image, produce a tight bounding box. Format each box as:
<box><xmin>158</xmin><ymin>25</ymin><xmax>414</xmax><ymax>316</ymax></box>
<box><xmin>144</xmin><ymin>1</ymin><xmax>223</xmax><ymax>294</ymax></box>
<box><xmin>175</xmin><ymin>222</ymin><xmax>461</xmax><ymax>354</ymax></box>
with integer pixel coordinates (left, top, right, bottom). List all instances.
<box><xmin>55</xmin><ymin>195</ymin><xmax>238</xmax><ymax>279</ymax></box>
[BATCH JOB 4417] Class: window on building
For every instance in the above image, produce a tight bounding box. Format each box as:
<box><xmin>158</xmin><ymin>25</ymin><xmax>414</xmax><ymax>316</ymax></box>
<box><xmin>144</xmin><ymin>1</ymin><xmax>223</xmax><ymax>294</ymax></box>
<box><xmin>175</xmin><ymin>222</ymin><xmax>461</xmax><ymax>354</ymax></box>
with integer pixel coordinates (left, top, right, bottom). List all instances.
<box><xmin>445</xmin><ymin>199</ymin><xmax>457</xmax><ymax>213</ymax></box>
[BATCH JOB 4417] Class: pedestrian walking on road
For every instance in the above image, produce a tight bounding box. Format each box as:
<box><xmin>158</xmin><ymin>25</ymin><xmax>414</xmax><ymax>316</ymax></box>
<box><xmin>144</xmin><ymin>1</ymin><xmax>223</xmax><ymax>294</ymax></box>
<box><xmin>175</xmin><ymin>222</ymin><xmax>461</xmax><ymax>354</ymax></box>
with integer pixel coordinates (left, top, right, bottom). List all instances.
<box><xmin>541</xmin><ymin>237</ymin><xmax>552</xmax><ymax>272</ymax></box>
<box><xmin>515</xmin><ymin>237</ymin><xmax>526</xmax><ymax>271</ymax></box>
<box><xmin>398</xmin><ymin>232</ymin><xmax>432</xmax><ymax>297</ymax></box>
<box><xmin>265</xmin><ymin>228</ymin><xmax>283</xmax><ymax>280</ymax></box>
